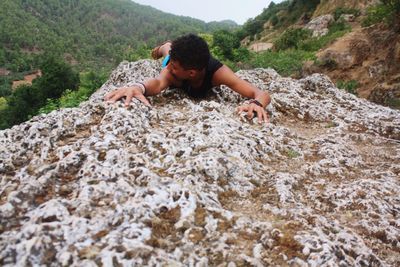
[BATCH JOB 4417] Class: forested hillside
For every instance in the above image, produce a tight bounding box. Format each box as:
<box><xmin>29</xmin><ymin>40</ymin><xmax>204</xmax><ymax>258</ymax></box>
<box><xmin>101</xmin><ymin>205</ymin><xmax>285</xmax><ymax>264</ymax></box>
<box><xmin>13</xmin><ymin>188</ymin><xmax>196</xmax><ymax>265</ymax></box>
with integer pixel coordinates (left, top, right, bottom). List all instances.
<box><xmin>237</xmin><ymin>0</ymin><xmax>321</xmax><ymax>41</ymax></box>
<box><xmin>0</xmin><ymin>0</ymin><xmax>238</xmax><ymax>130</ymax></box>
<box><xmin>233</xmin><ymin>0</ymin><xmax>399</xmax><ymax>110</ymax></box>
<box><xmin>0</xmin><ymin>0</ymin><xmax>237</xmax><ymax>72</ymax></box>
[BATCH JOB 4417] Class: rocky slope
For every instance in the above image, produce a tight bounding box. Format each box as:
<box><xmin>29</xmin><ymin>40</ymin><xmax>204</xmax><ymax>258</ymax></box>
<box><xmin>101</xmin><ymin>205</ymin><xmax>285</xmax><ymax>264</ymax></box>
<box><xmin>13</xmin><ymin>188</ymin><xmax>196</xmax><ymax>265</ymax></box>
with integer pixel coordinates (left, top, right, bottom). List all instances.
<box><xmin>313</xmin><ymin>22</ymin><xmax>400</xmax><ymax>108</ymax></box>
<box><xmin>313</xmin><ymin>0</ymin><xmax>379</xmax><ymax>18</ymax></box>
<box><xmin>0</xmin><ymin>60</ymin><xmax>399</xmax><ymax>266</ymax></box>
<box><xmin>247</xmin><ymin>0</ymin><xmax>399</xmax><ymax>108</ymax></box>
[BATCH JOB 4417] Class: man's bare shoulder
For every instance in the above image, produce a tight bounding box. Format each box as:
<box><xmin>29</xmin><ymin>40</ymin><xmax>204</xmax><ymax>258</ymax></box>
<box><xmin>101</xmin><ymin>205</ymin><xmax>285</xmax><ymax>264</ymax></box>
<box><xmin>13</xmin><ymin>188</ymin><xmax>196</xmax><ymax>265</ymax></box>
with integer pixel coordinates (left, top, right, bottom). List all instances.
<box><xmin>212</xmin><ymin>65</ymin><xmax>240</xmax><ymax>87</ymax></box>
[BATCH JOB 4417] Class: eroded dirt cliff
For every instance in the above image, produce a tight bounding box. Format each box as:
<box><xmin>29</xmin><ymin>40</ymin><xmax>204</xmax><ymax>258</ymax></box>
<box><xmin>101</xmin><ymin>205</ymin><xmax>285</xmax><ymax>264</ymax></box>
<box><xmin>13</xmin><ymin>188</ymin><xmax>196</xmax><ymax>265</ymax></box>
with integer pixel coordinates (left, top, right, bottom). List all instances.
<box><xmin>313</xmin><ymin>22</ymin><xmax>400</xmax><ymax>108</ymax></box>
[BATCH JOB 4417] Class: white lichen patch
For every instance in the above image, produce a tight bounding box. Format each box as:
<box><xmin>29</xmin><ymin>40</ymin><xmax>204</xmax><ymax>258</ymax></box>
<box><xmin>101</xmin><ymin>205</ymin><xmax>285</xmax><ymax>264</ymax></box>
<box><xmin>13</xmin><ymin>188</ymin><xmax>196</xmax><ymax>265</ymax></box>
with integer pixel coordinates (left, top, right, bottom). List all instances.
<box><xmin>1</xmin><ymin>59</ymin><xmax>399</xmax><ymax>266</ymax></box>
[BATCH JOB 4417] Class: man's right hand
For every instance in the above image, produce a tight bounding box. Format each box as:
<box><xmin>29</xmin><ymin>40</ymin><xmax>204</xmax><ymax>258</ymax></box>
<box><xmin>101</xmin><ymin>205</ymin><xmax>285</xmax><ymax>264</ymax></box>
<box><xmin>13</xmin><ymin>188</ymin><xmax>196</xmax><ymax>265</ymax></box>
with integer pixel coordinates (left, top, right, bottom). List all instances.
<box><xmin>104</xmin><ymin>86</ymin><xmax>151</xmax><ymax>107</ymax></box>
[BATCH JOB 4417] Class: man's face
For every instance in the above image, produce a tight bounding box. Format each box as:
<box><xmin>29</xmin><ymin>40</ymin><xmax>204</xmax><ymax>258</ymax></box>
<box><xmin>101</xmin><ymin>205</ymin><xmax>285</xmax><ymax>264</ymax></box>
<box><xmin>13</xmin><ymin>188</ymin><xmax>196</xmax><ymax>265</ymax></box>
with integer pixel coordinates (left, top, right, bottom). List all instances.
<box><xmin>167</xmin><ymin>59</ymin><xmax>191</xmax><ymax>80</ymax></box>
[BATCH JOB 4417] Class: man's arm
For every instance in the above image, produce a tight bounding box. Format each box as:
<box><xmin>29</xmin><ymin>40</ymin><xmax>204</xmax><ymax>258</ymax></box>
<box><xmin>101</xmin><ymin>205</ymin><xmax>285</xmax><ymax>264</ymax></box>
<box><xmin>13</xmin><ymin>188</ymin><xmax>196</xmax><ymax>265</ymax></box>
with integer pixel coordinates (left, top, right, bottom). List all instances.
<box><xmin>212</xmin><ymin>65</ymin><xmax>271</xmax><ymax>123</ymax></box>
<box><xmin>104</xmin><ymin>68</ymin><xmax>173</xmax><ymax>107</ymax></box>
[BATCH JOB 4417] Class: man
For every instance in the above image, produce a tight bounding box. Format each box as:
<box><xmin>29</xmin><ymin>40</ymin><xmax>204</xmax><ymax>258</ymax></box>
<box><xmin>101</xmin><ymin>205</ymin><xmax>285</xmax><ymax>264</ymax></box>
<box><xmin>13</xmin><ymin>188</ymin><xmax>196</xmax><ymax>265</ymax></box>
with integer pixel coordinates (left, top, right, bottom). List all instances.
<box><xmin>104</xmin><ymin>34</ymin><xmax>271</xmax><ymax>124</ymax></box>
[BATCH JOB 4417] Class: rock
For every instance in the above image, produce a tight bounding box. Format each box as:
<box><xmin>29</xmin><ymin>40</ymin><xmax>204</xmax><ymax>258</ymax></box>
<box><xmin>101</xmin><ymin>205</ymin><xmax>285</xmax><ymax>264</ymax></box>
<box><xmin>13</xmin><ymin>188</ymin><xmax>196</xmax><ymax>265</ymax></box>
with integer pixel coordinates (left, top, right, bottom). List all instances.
<box><xmin>78</xmin><ymin>245</ymin><xmax>101</xmax><ymax>260</ymax></box>
<box><xmin>304</xmin><ymin>15</ymin><xmax>334</xmax><ymax>37</ymax></box>
<box><xmin>0</xmin><ymin>60</ymin><xmax>399</xmax><ymax>266</ymax></box>
<box><xmin>0</xmin><ymin>203</ymin><xmax>15</xmax><ymax>218</ymax></box>
<box><xmin>350</xmin><ymin>39</ymin><xmax>371</xmax><ymax>66</ymax></box>
<box><xmin>318</xmin><ymin>49</ymin><xmax>354</xmax><ymax>70</ymax></box>
<box><xmin>249</xmin><ymin>42</ymin><xmax>274</xmax><ymax>52</ymax></box>
<box><xmin>339</xmin><ymin>14</ymin><xmax>355</xmax><ymax>22</ymax></box>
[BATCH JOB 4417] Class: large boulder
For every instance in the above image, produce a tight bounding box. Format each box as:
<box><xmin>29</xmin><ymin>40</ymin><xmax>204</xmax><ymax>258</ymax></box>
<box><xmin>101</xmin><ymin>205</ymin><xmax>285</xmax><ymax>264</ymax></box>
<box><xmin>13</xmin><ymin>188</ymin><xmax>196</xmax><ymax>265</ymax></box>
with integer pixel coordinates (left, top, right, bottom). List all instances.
<box><xmin>1</xmin><ymin>60</ymin><xmax>399</xmax><ymax>266</ymax></box>
<box><xmin>249</xmin><ymin>42</ymin><xmax>274</xmax><ymax>52</ymax></box>
<box><xmin>304</xmin><ymin>14</ymin><xmax>334</xmax><ymax>37</ymax></box>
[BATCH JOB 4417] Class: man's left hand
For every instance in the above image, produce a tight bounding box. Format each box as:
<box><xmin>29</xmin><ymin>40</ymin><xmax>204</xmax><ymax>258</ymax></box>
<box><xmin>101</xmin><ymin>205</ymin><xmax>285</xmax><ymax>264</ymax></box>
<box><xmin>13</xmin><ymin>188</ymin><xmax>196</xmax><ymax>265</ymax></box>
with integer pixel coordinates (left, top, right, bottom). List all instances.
<box><xmin>237</xmin><ymin>103</ymin><xmax>269</xmax><ymax>124</ymax></box>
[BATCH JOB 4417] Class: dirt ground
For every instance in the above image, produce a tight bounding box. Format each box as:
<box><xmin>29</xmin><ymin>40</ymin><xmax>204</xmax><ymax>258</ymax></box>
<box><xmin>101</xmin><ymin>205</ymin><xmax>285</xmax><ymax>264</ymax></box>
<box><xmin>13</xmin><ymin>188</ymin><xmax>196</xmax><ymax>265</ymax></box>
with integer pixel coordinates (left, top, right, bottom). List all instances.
<box><xmin>11</xmin><ymin>70</ymin><xmax>42</xmax><ymax>90</ymax></box>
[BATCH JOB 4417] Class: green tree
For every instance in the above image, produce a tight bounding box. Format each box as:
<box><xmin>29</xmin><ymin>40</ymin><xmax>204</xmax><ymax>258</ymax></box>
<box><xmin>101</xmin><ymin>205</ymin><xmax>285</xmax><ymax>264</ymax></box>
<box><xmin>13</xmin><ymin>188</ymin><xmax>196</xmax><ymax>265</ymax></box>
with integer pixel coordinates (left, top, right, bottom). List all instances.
<box><xmin>212</xmin><ymin>30</ymin><xmax>241</xmax><ymax>61</ymax></box>
<box><xmin>4</xmin><ymin>84</ymin><xmax>40</xmax><ymax>125</ymax></box>
<box><xmin>0</xmin><ymin>77</ymin><xmax>12</xmax><ymax>97</ymax></box>
<box><xmin>0</xmin><ymin>97</ymin><xmax>7</xmax><ymax>111</ymax></box>
<box><xmin>274</xmin><ymin>28</ymin><xmax>312</xmax><ymax>51</ymax></box>
<box><xmin>1</xmin><ymin>0</ymin><xmax>237</xmax><ymax>73</ymax></box>
<box><xmin>0</xmin><ymin>55</ymin><xmax>80</xmax><ymax>128</ymax></box>
<box><xmin>83</xmin><ymin>70</ymin><xmax>108</xmax><ymax>93</ymax></box>
<box><xmin>38</xmin><ymin>69</ymin><xmax>109</xmax><ymax>115</ymax></box>
<box><xmin>34</xmin><ymin>56</ymin><xmax>80</xmax><ymax>104</ymax></box>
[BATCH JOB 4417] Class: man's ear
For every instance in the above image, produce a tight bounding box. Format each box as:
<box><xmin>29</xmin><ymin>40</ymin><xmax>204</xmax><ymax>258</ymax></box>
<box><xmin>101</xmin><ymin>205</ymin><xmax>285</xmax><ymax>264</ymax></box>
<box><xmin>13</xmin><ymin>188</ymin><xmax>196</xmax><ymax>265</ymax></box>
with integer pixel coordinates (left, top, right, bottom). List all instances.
<box><xmin>188</xmin><ymin>70</ymin><xmax>197</xmax><ymax>77</ymax></box>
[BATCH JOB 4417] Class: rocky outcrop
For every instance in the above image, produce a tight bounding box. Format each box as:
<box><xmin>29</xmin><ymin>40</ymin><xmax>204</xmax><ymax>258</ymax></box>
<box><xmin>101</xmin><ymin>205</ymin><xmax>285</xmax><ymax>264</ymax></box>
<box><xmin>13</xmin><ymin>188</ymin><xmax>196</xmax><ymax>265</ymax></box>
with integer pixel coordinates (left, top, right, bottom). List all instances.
<box><xmin>305</xmin><ymin>14</ymin><xmax>334</xmax><ymax>37</ymax></box>
<box><xmin>249</xmin><ymin>42</ymin><xmax>273</xmax><ymax>52</ymax></box>
<box><xmin>1</xmin><ymin>60</ymin><xmax>399</xmax><ymax>266</ymax></box>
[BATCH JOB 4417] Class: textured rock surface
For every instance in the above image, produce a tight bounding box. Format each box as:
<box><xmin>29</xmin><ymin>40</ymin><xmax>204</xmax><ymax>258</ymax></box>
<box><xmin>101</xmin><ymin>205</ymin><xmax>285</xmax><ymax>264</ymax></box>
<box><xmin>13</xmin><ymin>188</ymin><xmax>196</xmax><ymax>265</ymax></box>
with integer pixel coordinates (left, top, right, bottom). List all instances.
<box><xmin>1</xmin><ymin>60</ymin><xmax>399</xmax><ymax>266</ymax></box>
<box><xmin>305</xmin><ymin>15</ymin><xmax>334</xmax><ymax>37</ymax></box>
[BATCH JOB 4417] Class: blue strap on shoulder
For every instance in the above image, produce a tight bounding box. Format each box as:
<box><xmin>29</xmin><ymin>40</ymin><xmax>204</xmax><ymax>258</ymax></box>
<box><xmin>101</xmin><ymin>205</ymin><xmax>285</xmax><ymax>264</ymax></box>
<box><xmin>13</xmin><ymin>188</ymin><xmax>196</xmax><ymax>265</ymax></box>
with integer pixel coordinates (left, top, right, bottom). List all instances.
<box><xmin>162</xmin><ymin>54</ymin><xmax>170</xmax><ymax>68</ymax></box>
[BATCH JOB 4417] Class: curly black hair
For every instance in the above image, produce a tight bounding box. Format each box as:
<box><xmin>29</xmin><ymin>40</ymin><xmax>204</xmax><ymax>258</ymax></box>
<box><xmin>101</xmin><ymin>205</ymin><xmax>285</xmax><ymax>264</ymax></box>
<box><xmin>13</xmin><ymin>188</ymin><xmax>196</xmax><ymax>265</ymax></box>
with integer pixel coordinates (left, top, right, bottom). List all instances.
<box><xmin>170</xmin><ymin>34</ymin><xmax>210</xmax><ymax>70</ymax></box>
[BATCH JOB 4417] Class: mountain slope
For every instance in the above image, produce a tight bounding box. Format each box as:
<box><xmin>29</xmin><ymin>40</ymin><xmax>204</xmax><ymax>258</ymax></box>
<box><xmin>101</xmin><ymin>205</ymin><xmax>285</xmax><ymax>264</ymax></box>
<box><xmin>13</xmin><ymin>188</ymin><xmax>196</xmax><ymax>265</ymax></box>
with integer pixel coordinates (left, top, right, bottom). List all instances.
<box><xmin>313</xmin><ymin>0</ymin><xmax>379</xmax><ymax>17</ymax></box>
<box><xmin>313</xmin><ymin>22</ymin><xmax>400</xmax><ymax>107</ymax></box>
<box><xmin>0</xmin><ymin>0</ymin><xmax>237</xmax><ymax>71</ymax></box>
<box><xmin>240</xmin><ymin>0</ymin><xmax>399</xmax><ymax>108</ymax></box>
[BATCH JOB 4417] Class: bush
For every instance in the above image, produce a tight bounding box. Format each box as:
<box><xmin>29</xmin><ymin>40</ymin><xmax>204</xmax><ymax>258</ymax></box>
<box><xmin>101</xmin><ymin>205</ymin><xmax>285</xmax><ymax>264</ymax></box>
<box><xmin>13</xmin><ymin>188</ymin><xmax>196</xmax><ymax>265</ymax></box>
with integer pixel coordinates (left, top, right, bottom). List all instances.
<box><xmin>387</xmin><ymin>97</ymin><xmax>400</xmax><ymax>109</ymax></box>
<box><xmin>334</xmin><ymin>7</ymin><xmax>361</xmax><ymax>21</ymax></box>
<box><xmin>212</xmin><ymin>29</ymin><xmax>241</xmax><ymax>61</ymax></box>
<box><xmin>247</xmin><ymin>49</ymin><xmax>315</xmax><ymax>77</ymax></box>
<box><xmin>232</xmin><ymin>47</ymin><xmax>251</xmax><ymax>62</ymax></box>
<box><xmin>274</xmin><ymin>28</ymin><xmax>312</xmax><ymax>51</ymax></box>
<box><xmin>37</xmin><ymin>98</ymin><xmax>59</xmax><ymax>115</ymax></box>
<box><xmin>270</xmin><ymin>15</ymin><xmax>279</xmax><ymax>26</ymax></box>
<box><xmin>382</xmin><ymin>0</ymin><xmax>400</xmax><ymax>25</ymax></box>
<box><xmin>315</xmin><ymin>58</ymin><xmax>338</xmax><ymax>70</ymax></box>
<box><xmin>4</xmin><ymin>84</ymin><xmax>41</xmax><ymax>125</ymax></box>
<box><xmin>0</xmin><ymin>109</ymin><xmax>9</xmax><ymax>129</ymax></box>
<box><xmin>0</xmin><ymin>78</ymin><xmax>12</xmax><ymax>97</ymax></box>
<box><xmin>0</xmin><ymin>97</ymin><xmax>7</xmax><ymax>111</ymax></box>
<box><xmin>124</xmin><ymin>44</ymin><xmax>151</xmax><ymax>62</ymax></box>
<box><xmin>362</xmin><ymin>1</ymin><xmax>400</xmax><ymax>28</ymax></box>
<box><xmin>0</xmin><ymin>72</ymin><xmax>32</xmax><ymax>98</ymax></box>
<box><xmin>0</xmin><ymin>55</ymin><xmax>82</xmax><ymax>128</ymax></box>
<box><xmin>328</xmin><ymin>20</ymin><xmax>350</xmax><ymax>33</ymax></box>
<box><xmin>336</xmin><ymin>80</ymin><xmax>359</xmax><ymax>95</ymax></box>
<box><xmin>362</xmin><ymin>4</ymin><xmax>392</xmax><ymax>27</ymax></box>
<box><xmin>299</xmin><ymin>22</ymin><xmax>351</xmax><ymax>52</ymax></box>
<box><xmin>81</xmin><ymin>70</ymin><xmax>108</xmax><ymax>94</ymax></box>
<box><xmin>286</xmin><ymin>148</ymin><xmax>301</xmax><ymax>159</ymax></box>
<box><xmin>38</xmin><ymin>70</ymin><xmax>108</xmax><ymax>114</ymax></box>
<box><xmin>34</xmin><ymin>56</ymin><xmax>80</xmax><ymax>102</ymax></box>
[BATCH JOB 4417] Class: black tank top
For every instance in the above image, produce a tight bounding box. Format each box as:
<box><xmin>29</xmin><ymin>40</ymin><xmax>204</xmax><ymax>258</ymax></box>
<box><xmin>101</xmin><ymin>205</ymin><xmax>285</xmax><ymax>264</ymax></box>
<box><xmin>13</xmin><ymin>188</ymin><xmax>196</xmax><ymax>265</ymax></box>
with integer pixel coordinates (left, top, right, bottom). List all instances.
<box><xmin>181</xmin><ymin>57</ymin><xmax>223</xmax><ymax>98</ymax></box>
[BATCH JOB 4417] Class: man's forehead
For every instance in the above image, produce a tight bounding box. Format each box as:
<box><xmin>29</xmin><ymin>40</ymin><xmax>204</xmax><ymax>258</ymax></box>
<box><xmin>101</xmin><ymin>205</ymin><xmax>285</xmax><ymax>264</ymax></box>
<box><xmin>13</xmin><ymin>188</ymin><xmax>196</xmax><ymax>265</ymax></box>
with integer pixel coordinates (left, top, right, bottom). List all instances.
<box><xmin>170</xmin><ymin>59</ymin><xmax>189</xmax><ymax>71</ymax></box>
<box><xmin>169</xmin><ymin>59</ymin><xmax>181</xmax><ymax>67</ymax></box>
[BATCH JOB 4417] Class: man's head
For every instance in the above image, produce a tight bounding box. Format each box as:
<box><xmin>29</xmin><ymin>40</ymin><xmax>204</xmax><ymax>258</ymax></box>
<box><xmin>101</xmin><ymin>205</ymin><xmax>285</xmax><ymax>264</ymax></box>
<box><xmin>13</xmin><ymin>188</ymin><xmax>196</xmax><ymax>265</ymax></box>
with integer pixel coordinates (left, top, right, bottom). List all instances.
<box><xmin>170</xmin><ymin>34</ymin><xmax>210</xmax><ymax>71</ymax></box>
